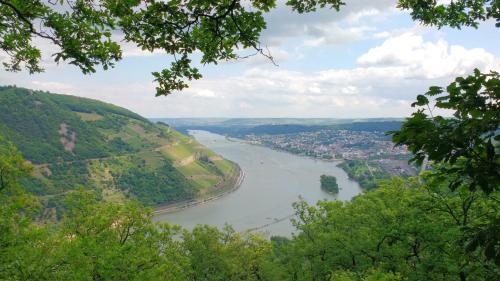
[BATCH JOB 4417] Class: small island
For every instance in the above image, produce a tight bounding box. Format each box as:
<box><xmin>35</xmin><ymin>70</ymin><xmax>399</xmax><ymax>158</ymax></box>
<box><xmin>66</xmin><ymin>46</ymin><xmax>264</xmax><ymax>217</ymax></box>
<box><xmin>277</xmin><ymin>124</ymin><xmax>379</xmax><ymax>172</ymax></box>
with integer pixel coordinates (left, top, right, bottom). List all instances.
<box><xmin>320</xmin><ymin>175</ymin><xmax>339</xmax><ymax>194</ymax></box>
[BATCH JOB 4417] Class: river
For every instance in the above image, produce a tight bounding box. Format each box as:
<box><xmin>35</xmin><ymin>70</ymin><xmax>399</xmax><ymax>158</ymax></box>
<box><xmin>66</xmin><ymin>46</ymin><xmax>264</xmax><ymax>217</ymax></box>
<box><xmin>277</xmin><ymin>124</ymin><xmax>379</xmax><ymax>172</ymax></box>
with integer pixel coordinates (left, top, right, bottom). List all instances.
<box><xmin>153</xmin><ymin>130</ymin><xmax>362</xmax><ymax>236</ymax></box>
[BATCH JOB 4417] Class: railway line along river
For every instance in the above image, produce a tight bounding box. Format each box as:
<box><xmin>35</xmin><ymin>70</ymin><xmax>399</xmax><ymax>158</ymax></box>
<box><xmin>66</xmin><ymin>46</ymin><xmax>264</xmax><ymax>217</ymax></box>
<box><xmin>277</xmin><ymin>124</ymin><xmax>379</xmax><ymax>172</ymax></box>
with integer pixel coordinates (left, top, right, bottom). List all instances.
<box><xmin>153</xmin><ymin>130</ymin><xmax>362</xmax><ymax>236</ymax></box>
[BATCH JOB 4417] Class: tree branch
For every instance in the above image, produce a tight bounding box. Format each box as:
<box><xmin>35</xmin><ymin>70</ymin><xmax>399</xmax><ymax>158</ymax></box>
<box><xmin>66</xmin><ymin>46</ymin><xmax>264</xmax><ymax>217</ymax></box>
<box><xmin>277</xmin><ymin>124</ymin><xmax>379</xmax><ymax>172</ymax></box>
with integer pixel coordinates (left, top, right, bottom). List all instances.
<box><xmin>0</xmin><ymin>0</ymin><xmax>61</xmax><ymax>45</ymax></box>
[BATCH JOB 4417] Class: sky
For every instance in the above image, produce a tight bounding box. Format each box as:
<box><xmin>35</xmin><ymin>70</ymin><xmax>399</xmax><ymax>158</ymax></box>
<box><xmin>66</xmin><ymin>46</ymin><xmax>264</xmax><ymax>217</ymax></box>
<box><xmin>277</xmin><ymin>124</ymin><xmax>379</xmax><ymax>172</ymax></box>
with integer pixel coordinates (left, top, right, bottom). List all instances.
<box><xmin>1</xmin><ymin>0</ymin><xmax>499</xmax><ymax>118</ymax></box>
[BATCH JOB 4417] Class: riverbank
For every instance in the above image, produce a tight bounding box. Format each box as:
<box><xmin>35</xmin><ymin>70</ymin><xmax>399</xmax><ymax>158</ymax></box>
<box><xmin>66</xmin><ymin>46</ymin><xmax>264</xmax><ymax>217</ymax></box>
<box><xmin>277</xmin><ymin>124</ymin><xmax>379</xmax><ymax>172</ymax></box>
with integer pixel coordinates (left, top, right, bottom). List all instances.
<box><xmin>225</xmin><ymin>135</ymin><xmax>343</xmax><ymax>163</ymax></box>
<box><xmin>154</xmin><ymin>130</ymin><xmax>362</xmax><ymax>236</ymax></box>
<box><xmin>153</xmin><ymin>162</ymin><xmax>245</xmax><ymax>215</ymax></box>
<box><xmin>225</xmin><ymin>135</ymin><xmax>375</xmax><ymax>192</ymax></box>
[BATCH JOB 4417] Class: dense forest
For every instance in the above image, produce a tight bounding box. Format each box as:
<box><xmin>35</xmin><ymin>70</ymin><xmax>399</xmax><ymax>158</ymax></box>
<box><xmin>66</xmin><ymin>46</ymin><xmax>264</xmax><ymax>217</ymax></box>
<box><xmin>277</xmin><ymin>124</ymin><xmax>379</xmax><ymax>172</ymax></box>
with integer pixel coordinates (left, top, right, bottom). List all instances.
<box><xmin>0</xmin><ymin>86</ymin><xmax>238</xmax><ymax>217</ymax></box>
<box><xmin>1</xmin><ymin>137</ymin><xmax>498</xmax><ymax>280</ymax></box>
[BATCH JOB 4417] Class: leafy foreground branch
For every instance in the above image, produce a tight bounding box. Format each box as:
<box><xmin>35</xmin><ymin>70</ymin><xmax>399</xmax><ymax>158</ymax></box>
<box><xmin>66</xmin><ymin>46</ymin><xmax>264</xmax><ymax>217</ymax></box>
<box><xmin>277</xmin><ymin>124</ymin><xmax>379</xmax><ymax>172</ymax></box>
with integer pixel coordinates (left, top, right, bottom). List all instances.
<box><xmin>1</xmin><ymin>0</ymin><xmax>498</xmax><ymax>96</ymax></box>
<box><xmin>391</xmin><ymin>69</ymin><xmax>499</xmax><ymax>195</ymax></box>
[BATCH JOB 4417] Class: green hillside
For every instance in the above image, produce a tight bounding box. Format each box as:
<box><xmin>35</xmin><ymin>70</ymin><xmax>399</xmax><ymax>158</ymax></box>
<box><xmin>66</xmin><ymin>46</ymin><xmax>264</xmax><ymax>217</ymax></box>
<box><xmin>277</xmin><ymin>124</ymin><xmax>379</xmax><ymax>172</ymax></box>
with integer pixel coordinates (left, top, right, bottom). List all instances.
<box><xmin>0</xmin><ymin>86</ymin><xmax>239</xmax><ymax>217</ymax></box>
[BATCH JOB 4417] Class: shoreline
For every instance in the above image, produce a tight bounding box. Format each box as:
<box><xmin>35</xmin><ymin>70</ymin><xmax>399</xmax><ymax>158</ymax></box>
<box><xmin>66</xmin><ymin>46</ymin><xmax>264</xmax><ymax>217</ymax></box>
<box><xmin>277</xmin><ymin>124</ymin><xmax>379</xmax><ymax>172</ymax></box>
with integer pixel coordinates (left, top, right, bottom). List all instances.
<box><xmin>225</xmin><ymin>135</ymin><xmax>343</xmax><ymax>164</ymax></box>
<box><xmin>225</xmin><ymin>135</ymin><xmax>366</xmax><ymax>190</ymax></box>
<box><xmin>153</xmin><ymin>164</ymin><xmax>245</xmax><ymax>215</ymax></box>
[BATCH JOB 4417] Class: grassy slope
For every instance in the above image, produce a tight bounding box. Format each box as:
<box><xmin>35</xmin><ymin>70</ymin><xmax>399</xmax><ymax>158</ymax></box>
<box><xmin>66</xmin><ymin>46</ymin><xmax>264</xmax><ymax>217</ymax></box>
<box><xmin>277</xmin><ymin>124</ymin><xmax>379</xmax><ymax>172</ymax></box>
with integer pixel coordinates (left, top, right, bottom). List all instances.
<box><xmin>0</xmin><ymin>86</ymin><xmax>239</xmax><ymax>217</ymax></box>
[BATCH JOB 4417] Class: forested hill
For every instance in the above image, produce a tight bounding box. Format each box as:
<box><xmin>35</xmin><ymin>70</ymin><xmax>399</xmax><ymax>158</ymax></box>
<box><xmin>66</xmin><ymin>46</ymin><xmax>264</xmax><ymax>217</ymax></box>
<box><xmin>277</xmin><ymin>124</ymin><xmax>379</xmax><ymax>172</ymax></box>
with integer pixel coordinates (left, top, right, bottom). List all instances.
<box><xmin>0</xmin><ymin>86</ymin><xmax>148</xmax><ymax>163</ymax></box>
<box><xmin>0</xmin><ymin>86</ymin><xmax>239</xmax><ymax>216</ymax></box>
<box><xmin>169</xmin><ymin>121</ymin><xmax>403</xmax><ymax>138</ymax></box>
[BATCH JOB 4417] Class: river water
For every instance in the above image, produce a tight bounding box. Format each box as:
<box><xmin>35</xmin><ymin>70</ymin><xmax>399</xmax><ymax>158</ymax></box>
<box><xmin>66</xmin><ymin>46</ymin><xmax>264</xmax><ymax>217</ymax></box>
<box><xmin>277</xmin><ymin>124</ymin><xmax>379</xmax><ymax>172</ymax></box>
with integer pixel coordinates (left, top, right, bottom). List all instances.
<box><xmin>154</xmin><ymin>130</ymin><xmax>362</xmax><ymax>237</ymax></box>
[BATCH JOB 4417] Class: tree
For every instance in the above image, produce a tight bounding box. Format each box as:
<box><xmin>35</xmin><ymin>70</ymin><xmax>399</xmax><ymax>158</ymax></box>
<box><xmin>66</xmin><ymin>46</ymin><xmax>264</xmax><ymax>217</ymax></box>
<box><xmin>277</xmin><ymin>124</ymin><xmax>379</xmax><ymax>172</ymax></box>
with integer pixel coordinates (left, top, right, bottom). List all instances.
<box><xmin>397</xmin><ymin>0</ymin><xmax>500</xmax><ymax>28</ymax></box>
<box><xmin>0</xmin><ymin>136</ymin><xmax>32</xmax><ymax>191</ymax></box>
<box><xmin>181</xmin><ymin>225</ymin><xmax>271</xmax><ymax>280</ymax></box>
<box><xmin>50</xmin><ymin>190</ymin><xmax>189</xmax><ymax>281</ymax></box>
<box><xmin>0</xmin><ymin>139</ymin><xmax>274</xmax><ymax>280</ymax></box>
<box><xmin>0</xmin><ymin>0</ymin><xmax>277</xmax><ymax>96</ymax></box>
<box><xmin>390</xmin><ymin>69</ymin><xmax>499</xmax><ymax>194</ymax></box>
<box><xmin>390</xmin><ymin>69</ymin><xmax>500</xmax><ymax>269</ymax></box>
<box><xmin>0</xmin><ymin>137</ymin><xmax>45</xmax><ymax>280</ymax></box>
<box><xmin>389</xmin><ymin>69</ymin><xmax>499</xmax><ymax>267</ymax></box>
<box><xmin>320</xmin><ymin>174</ymin><xmax>339</xmax><ymax>194</ymax></box>
<box><xmin>1</xmin><ymin>0</ymin><xmax>498</xmax><ymax>96</ymax></box>
<box><xmin>270</xmin><ymin>177</ymin><xmax>498</xmax><ymax>281</ymax></box>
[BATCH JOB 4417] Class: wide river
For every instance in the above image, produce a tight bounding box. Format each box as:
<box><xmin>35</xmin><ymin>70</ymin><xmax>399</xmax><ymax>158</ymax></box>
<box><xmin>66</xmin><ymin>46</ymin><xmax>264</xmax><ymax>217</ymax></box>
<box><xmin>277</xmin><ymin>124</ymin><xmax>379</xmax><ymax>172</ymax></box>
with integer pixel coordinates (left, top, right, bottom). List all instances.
<box><xmin>154</xmin><ymin>130</ymin><xmax>362</xmax><ymax>236</ymax></box>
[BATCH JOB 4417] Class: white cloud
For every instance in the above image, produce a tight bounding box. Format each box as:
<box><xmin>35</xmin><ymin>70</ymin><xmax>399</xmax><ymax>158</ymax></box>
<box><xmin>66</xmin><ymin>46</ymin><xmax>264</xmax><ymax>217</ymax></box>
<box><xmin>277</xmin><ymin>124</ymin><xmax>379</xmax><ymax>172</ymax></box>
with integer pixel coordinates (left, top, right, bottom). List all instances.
<box><xmin>129</xmin><ymin>33</ymin><xmax>496</xmax><ymax>117</ymax></box>
<box><xmin>261</xmin><ymin>0</ymin><xmax>397</xmax><ymax>47</ymax></box>
<box><xmin>372</xmin><ymin>31</ymin><xmax>391</xmax><ymax>39</ymax></box>
<box><xmin>308</xmin><ymin>85</ymin><xmax>322</xmax><ymax>94</ymax></box>
<box><xmin>31</xmin><ymin>81</ymin><xmax>75</xmax><ymax>93</ymax></box>
<box><xmin>120</xmin><ymin>41</ymin><xmax>167</xmax><ymax>57</ymax></box>
<box><xmin>345</xmin><ymin>8</ymin><xmax>382</xmax><ymax>24</ymax></box>
<box><xmin>122</xmin><ymin>46</ymin><xmax>166</xmax><ymax>57</ymax></box>
<box><xmin>357</xmin><ymin>32</ymin><xmax>498</xmax><ymax>78</ymax></box>
<box><xmin>304</xmin><ymin>25</ymin><xmax>376</xmax><ymax>46</ymax></box>
<box><xmin>17</xmin><ymin>32</ymin><xmax>495</xmax><ymax>118</ymax></box>
<box><xmin>192</xmin><ymin>89</ymin><xmax>217</xmax><ymax>98</ymax></box>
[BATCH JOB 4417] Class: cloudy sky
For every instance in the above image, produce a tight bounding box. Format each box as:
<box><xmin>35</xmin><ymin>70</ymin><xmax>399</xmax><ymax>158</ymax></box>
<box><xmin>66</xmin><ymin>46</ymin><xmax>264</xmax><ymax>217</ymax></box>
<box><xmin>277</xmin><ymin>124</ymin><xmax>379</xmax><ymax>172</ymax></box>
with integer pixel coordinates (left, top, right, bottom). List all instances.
<box><xmin>1</xmin><ymin>0</ymin><xmax>499</xmax><ymax>118</ymax></box>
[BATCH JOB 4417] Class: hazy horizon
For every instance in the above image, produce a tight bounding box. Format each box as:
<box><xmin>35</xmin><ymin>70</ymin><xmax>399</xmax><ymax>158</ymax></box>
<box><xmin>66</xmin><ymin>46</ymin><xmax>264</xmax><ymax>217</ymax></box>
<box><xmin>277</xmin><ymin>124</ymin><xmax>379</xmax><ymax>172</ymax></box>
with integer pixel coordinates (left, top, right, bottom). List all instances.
<box><xmin>150</xmin><ymin>117</ymin><xmax>405</xmax><ymax>120</ymax></box>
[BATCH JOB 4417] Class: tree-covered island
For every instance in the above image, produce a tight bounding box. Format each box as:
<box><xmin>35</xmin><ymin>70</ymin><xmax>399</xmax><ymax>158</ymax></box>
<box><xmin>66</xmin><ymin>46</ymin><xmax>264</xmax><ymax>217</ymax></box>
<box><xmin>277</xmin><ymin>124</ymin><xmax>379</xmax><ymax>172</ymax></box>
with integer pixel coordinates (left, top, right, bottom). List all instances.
<box><xmin>320</xmin><ymin>175</ymin><xmax>339</xmax><ymax>194</ymax></box>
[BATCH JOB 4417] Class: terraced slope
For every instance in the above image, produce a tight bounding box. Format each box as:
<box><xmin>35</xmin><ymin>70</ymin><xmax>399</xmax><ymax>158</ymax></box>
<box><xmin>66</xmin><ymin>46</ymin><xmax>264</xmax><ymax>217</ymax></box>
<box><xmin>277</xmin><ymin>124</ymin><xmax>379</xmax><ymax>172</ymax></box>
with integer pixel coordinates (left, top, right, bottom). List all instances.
<box><xmin>0</xmin><ymin>86</ymin><xmax>239</xmax><ymax>217</ymax></box>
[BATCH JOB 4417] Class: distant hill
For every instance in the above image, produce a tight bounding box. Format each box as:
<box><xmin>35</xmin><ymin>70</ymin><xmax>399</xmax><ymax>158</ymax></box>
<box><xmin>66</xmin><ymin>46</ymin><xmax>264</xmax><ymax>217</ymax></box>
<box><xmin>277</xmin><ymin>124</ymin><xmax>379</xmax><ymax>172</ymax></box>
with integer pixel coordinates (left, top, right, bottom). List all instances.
<box><xmin>0</xmin><ymin>86</ymin><xmax>239</xmax><ymax>218</ymax></box>
<box><xmin>155</xmin><ymin>117</ymin><xmax>404</xmax><ymax>127</ymax></box>
<box><xmin>157</xmin><ymin>118</ymin><xmax>403</xmax><ymax>137</ymax></box>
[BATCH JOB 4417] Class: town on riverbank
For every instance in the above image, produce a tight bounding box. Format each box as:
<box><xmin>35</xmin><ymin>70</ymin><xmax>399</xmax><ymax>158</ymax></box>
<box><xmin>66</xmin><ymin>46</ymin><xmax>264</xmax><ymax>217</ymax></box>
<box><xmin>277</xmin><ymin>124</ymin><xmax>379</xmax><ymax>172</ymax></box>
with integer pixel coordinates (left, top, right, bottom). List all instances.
<box><xmin>158</xmin><ymin>119</ymin><xmax>419</xmax><ymax>192</ymax></box>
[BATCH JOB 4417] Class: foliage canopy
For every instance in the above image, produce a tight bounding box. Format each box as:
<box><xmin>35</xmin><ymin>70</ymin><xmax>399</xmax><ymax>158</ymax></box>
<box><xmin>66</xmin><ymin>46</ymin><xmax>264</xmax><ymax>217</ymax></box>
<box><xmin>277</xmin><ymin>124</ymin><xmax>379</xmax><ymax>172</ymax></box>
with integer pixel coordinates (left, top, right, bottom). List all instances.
<box><xmin>1</xmin><ymin>143</ymin><xmax>498</xmax><ymax>280</ymax></box>
<box><xmin>0</xmin><ymin>0</ymin><xmax>498</xmax><ymax>96</ymax></box>
<box><xmin>320</xmin><ymin>174</ymin><xmax>339</xmax><ymax>194</ymax></box>
<box><xmin>391</xmin><ymin>69</ymin><xmax>499</xmax><ymax>194</ymax></box>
